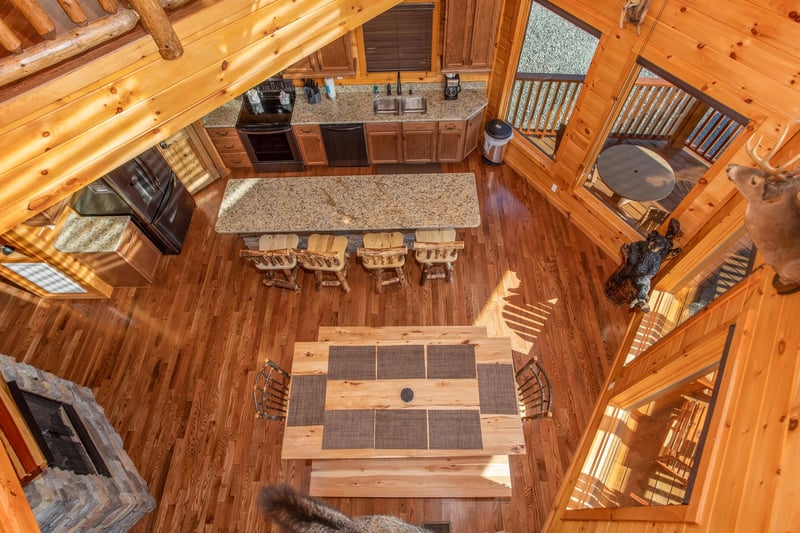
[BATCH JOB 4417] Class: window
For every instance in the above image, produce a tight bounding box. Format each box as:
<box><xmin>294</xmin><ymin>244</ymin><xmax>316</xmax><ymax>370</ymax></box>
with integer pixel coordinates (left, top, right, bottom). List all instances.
<box><xmin>362</xmin><ymin>3</ymin><xmax>434</xmax><ymax>72</ymax></box>
<box><xmin>505</xmin><ymin>0</ymin><xmax>600</xmax><ymax>159</ymax></box>
<box><xmin>567</xmin><ymin>326</ymin><xmax>735</xmax><ymax>517</ymax></box>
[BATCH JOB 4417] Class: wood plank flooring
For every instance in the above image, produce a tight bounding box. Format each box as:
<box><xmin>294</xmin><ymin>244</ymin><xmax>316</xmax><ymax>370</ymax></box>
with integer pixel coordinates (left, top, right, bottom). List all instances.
<box><xmin>0</xmin><ymin>151</ymin><xmax>629</xmax><ymax>532</ymax></box>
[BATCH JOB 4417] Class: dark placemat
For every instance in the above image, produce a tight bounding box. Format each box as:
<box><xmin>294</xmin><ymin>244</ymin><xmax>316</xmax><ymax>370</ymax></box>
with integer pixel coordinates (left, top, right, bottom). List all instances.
<box><xmin>322</xmin><ymin>409</ymin><xmax>375</xmax><ymax>449</ymax></box>
<box><xmin>426</xmin><ymin>344</ymin><xmax>477</xmax><ymax>379</ymax></box>
<box><xmin>375</xmin><ymin>409</ymin><xmax>428</xmax><ymax>449</ymax></box>
<box><xmin>328</xmin><ymin>345</ymin><xmax>377</xmax><ymax>380</ymax></box>
<box><xmin>477</xmin><ymin>364</ymin><xmax>519</xmax><ymax>415</ymax></box>
<box><xmin>286</xmin><ymin>375</ymin><xmax>327</xmax><ymax>426</ymax></box>
<box><xmin>428</xmin><ymin>410</ymin><xmax>483</xmax><ymax>449</ymax></box>
<box><xmin>377</xmin><ymin>345</ymin><xmax>426</xmax><ymax>379</ymax></box>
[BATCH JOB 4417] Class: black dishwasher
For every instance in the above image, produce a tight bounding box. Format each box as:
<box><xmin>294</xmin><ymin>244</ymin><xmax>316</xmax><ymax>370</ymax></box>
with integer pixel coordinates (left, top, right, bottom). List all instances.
<box><xmin>320</xmin><ymin>124</ymin><xmax>370</xmax><ymax>167</ymax></box>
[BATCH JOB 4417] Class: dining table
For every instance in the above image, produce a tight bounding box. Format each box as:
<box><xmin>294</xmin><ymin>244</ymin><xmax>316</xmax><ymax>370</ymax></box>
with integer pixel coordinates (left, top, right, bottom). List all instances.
<box><xmin>595</xmin><ymin>144</ymin><xmax>676</xmax><ymax>206</ymax></box>
<box><xmin>280</xmin><ymin>326</ymin><xmax>526</xmax><ymax>498</ymax></box>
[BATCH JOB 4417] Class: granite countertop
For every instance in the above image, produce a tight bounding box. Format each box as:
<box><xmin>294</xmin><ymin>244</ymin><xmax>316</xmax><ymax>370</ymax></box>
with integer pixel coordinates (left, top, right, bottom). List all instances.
<box><xmin>215</xmin><ymin>173</ymin><xmax>481</xmax><ymax>234</ymax></box>
<box><xmin>291</xmin><ymin>82</ymin><xmax>488</xmax><ymax>125</ymax></box>
<box><xmin>202</xmin><ymin>97</ymin><xmax>242</xmax><ymax>128</ymax></box>
<box><xmin>202</xmin><ymin>83</ymin><xmax>487</xmax><ymax>128</ymax></box>
<box><xmin>54</xmin><ymin>214</ymin><xmax>131</xmax><ymax>253</ymax></box>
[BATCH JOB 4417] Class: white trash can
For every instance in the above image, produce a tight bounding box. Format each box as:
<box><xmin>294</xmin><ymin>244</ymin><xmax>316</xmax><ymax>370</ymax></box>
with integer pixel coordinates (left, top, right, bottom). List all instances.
<box><xmin>482</xmin><ymin>119</ymin><xmax>513</xmax><ymax>165</ymax></box>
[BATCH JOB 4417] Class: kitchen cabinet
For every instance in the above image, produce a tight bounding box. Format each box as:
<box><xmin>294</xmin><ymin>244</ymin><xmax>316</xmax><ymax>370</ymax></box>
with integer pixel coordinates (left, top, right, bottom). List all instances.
<box><xmin>402</xmin><ymin>122</ymin><xmax>438</xmax><ymax>163</ymax></box>
<box><xmin>68</xmin><ymin>219</ymin><xmax>161</xmax><ymax>287</ymax></box>
<box><xmin>284</xmin><ymin>33</ymin><xmax>355</xmax><ymax>77</ymax></box>
<box><xmin>464</xmin><ymin>109</ymin><xmax>484</xmax><ymax>157</ymax></box>
<box><xmin>365</xmin><ymin>123</ymin><xmax>402</xmax><ymax>164</ymax></box>
<box><xmin>206</xmin><ymin>127</ymin><xmax>251</xmax><ymax>169</ymax></box>
<box><xmin>442</xmin><ymin>0</ymin><xmax>502</xmax><ymax>71</ymax></box>
<box><xmin>437</xmin><ymin>121</ymin><xmax>466</xmax><ymax>162</ymax></box>
<box><xmin>293</xmin><ymin>125</ymin><xmax>328</xmax><ymax>166</ymax></box>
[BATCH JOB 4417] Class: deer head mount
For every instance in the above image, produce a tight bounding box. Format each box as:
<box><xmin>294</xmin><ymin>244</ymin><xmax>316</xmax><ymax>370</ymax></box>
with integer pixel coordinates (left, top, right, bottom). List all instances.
<box><xmin>620</xmin><ymin>0</ymin><xmax>651</xmax><ymax>35</ymax></box>
<box><xmin>727</xmin><ymin>123</ymin><xmax>800</xmax><ymax>294</ymax></box>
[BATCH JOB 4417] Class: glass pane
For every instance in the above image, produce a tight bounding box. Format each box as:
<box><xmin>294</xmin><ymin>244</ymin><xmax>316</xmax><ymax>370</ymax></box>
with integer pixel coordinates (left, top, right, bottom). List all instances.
<box><xmin>569</xmin><ymin>363</ymin><xmax>720</xmax><ymax>509</ymax></box>
<box><xmin>627</xmin><ymin>233</ymin><xmax>753</xmax><ymax>362</ymax></box>
<box><xmin>505</xmin><ymin>1</ymin><xmax>599</xmax><ymax>159</ymax></box>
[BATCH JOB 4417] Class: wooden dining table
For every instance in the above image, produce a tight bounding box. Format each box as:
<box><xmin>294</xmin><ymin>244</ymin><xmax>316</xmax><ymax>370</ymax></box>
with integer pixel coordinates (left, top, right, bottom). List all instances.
<box><xmin>281</xmin><ymin>326</ymin><xmax>526</xmax><ymax>498</ymax></box>
<box><xmin>595</xmin><ymin>144</ymin><xmax>676</xmax><ymax>205</ymax></box>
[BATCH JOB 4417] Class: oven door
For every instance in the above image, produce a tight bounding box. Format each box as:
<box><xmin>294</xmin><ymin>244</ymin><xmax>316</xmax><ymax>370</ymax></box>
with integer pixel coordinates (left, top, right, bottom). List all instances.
<box><xmin>237</xmin><ymin>126</ymin><xmax>304</xmax><ymax>171</ymax></box>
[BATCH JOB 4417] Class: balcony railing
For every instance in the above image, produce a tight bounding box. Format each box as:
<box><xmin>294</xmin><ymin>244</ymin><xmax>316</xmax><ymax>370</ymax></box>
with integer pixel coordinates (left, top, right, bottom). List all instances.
<box><xmin>506</xmin><ymin>73</ymin><xmax>744</xmax><ymax>163</ymax></box>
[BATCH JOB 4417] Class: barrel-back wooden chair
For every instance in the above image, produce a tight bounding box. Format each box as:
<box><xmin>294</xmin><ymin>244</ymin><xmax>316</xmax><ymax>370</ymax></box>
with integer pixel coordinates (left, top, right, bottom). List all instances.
<box><xmin>239</xmin><ymin>234</ymin><xmax>300</xmax><ymax>290</ymax></box>
<box><xmin>413</xmin><ymin>228</ymin><xmax>465</xmax><ymax>285</ymax></box>
<box><xmin>357</xmin><ymin>232</ymin><xmax>408</xmax><ymax>294</ymax></box>
<box><xmin>253</xmin><ymin>359</ymin><xmax>291</xmax><ymax>421</ymax></box>
<box><xmin>295</xmin><ymin>234</ymin><xmax>350</xmax><ymax>293</ymax></box>
<box><xmin>515</xmin><ymin>357</ymin><xmax>553</xmax><ymax>421</ymax></box>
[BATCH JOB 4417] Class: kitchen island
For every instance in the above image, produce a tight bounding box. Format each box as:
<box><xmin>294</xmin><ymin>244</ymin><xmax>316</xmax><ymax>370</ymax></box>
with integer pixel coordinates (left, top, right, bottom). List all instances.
<box><xmin>215</xmin><ymin>173</ymin><xmax>480</xmax><ymax>246</ymax></box>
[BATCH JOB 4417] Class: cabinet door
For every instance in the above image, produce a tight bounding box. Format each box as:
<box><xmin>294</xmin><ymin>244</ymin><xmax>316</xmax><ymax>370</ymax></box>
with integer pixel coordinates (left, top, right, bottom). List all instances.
<box><xmin>206</xmin><ymin>127</ymin><xmax>251</xmax><ymax>169</ymax></box>
<box><xmin>437</xmin><ymin>121</ymin><xmax>466</xmax><ymax>162</ymax></box>
<box><xmin>366</xmin><ymin>123</ymin><xmax>402</xmax><ymax>164</ymax></box>
<box><xmin>464</xmin><ymin>109</ymin><xmax>484</xmax><ymax>156</ymax></box>
<box><xmin>285</xmin><ymin>33</ymin><xmax>354</xmax><ymax>77</ymax></box>
<box><xmin>403</xmin><ymin>122</ymin><xmax>437</xmax><ymax>163</ymax></box>
<box><xmin>294</xmin><ymin>125</ymin><xmax>328</xmax><ymax>166</ymax></box>
<box><xmin>443</xmin><ymin>0</ymin><xmax>502</xmax><ymax>71</ymax></box>
<box><xmin>315</xmin><ymin>33</ymin><xmax>355</xmax><ymax>75</ymax></box>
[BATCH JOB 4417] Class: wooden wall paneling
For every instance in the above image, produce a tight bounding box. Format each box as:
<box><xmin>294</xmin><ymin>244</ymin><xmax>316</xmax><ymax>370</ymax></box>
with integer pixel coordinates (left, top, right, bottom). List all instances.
<box><xmin>0</xmin><ymin>444</ymin><xmax>41</xmax><ymax>533</ymax></box>
<box><xmin>0</xmin><ymin>0</ymin><xmax>403</xmax><ymax>234</ymax></box>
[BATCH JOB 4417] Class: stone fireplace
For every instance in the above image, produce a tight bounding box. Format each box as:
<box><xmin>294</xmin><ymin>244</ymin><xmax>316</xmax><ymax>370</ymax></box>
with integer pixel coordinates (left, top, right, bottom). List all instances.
<box><xmin>0</xmin><ymin>354</ymin><xmax>155</xmax><ymax>532</ymax></box>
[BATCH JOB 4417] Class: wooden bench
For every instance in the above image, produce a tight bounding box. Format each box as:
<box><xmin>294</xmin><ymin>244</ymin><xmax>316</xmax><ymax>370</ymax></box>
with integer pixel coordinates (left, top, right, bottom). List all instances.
<box><xmin>309</xmin><ymin>455</ymin><xmax>512</xmax><ymax>498</ymax></box>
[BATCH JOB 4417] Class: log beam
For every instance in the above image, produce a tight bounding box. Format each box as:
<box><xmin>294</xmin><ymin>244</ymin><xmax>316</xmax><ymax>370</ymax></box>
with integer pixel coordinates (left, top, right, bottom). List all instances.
<box><xmin>0</xmin><ymin>18</ymin><xmax>23</xmax><ymax>54</ymax></box>
<box><xmin>127</xmin><ymin>0</ymin><xmax>183</xmax><ymax>60</ymax></box>
<box><xmin>57</xmin><ymin>0</ymin><xmax>89</xmax><ymax>27</ymax></box>
<box><xmin>0</xmin><ymin>9</ymin><xmax>140</xmax><ymax>88</ymax></box>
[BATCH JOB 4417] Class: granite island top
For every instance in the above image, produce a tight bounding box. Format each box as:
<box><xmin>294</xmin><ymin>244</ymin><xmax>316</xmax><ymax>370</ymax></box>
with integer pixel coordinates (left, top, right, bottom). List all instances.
<box><xmin>215</xmin><ymin>173</ymin><xmax>481</xmax><ymax>234</ymax></box>
<box><xmin>55</xmin><ymin>214</ymin><xmax>131</xmax><ymax>253</ymax></box>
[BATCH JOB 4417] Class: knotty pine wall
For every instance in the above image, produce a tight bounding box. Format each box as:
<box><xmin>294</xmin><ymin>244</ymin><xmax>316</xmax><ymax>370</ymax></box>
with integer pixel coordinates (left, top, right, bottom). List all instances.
<box><xmin>0</xmin><ymin>0</ymin><xmax>403</xmax><ymax>234</ymax></box>
<box><xmin>542</xmin><ymin>267</ymin><xmax>800</xmax><ymax>532</ymax></box>
<box><xmin>490</xmin><ymin>0</ymin><xmax>799</xmax><ymax>266</ymax></box>
<box><xmin>485</xmin><ymin>1</ymin><xmax>800</xmax><ymax>531</ymax></box>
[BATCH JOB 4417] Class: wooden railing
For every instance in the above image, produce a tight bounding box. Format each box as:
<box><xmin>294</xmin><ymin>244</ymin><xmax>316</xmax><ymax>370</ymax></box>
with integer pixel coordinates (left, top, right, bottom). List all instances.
<box><xmin>0</xmin><ymin>0</ymin><xmax>189</xmax><ymax>87</ymax></box>
<box><xmin>507</xmin><ymin>73</ymin><xmax>744</xmax><ymax>163</ymax></box>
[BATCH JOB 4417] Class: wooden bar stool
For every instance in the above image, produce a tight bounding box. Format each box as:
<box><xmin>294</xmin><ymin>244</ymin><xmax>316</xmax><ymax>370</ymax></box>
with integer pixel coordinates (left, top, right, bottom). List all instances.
<box><xmin>413</xmin><ymin>229</ymin><xmax>464</xmax><ymax>285</ymax></box>
<box><xmin>239</xmin><ymin>234</ymin><xmax>300</xmax><ymax>290</ymax></box>
<box><xmin>296</xmin><ymin>234</ymin><xmax>350</xmax><ymax>293</ymax></box>
<box><xmin>357</xmin><ymin>232</ymin><xmax>408</xmax><ymax>294</ymax></box>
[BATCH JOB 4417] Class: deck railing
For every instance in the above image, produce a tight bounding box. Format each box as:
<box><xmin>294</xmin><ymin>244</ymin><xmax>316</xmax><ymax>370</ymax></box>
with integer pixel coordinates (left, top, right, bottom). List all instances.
<box><xmin>506</xmin><ymin>73</ymin><xmax>744</xmax><ymax>163</ymax></box>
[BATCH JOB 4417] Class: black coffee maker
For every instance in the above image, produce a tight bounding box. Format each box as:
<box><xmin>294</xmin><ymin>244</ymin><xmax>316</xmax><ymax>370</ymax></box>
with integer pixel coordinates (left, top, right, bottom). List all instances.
<box><xmin>444</xmin><ymin>73</ymin><xmax>461</xmax><ymax>100</ymax></box>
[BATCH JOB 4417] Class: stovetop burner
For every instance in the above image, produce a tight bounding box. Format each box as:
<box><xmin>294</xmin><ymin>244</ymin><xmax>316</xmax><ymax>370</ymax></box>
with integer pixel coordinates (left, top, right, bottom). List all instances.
<box><xmin>238</xmin><ymin>78</ymin><xmax>296</xmax><ymax>129</ymax></box>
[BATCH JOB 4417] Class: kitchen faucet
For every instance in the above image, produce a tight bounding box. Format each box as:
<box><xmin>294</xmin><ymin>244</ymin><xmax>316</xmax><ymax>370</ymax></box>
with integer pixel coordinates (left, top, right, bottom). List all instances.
<box><xmin>397</xmin><ymin>71</ymin><xmax>402</xmax><ymax>96</ymax></box>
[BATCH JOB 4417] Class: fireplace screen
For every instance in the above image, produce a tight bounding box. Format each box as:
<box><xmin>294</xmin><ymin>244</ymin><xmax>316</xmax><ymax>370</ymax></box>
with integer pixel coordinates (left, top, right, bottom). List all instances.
<box><xmin>8</xmin><ymin>381</ymin><xmax>110</xmax><ymax>477</ymax></box>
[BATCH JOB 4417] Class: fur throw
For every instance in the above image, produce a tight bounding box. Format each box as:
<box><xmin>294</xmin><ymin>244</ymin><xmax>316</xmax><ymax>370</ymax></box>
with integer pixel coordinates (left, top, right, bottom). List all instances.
<box><xmin>258</xmin><ymin>484</ymin><xmax>431</xmax><ymax>532</ymax></box>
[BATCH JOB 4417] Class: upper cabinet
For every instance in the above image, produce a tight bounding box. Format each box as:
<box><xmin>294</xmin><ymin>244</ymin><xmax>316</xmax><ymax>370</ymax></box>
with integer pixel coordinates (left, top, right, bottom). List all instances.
<box><xmin>443</xmin><ymin>0</ymin><xmax>502</xmax><ymax>71</ymax></box>
<box><xmin>284</xmin><ymin>33</ymin><xmax>356</xmax><ymax>77</ymax></box>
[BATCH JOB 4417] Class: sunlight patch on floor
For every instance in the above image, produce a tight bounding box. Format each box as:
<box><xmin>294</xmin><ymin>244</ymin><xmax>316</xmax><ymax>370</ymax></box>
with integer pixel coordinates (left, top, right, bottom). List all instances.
<box><xmin>473</xmin><ymin>270</ymin><xmax>558</xmax><ymax>355</ymax></box>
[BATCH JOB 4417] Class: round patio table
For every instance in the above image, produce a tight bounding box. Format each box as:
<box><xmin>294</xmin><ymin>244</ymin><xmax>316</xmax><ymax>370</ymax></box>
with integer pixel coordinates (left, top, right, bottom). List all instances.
<box><xmin>596</xmin><ymin>144</ymin><xmax>675</xmax><ymax>203</ymax></box>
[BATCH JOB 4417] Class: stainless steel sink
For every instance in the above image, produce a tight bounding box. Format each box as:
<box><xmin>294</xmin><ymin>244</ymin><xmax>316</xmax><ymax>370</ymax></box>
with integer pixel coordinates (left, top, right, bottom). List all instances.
<box><xmin>399</xmin><ymin>96</ymin><xmax>427</xmax><ymax>114</ymax></box>
<box><xmin>372</xmin><ymin>96</ymin><xmax>427</xmax><ymax>115</ymax></box>
<box><xmin>373</xmin><ymin>97</ymin><xmax>399</xmax><ymax>114</ymax></box>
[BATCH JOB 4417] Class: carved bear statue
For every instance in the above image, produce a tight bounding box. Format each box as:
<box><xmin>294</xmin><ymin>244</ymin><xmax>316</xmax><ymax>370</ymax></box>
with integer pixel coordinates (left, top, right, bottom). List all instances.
<box><xmin>605</xmin><ymin>219</ymin><xmax>681</xmax><ymax>312</ymax></box>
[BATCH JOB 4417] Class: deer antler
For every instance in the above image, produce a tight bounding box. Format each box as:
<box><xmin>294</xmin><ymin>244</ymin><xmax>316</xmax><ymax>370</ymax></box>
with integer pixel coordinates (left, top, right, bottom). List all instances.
<box><xmin>745</xmin><ymin>122</ymin><xmax>800</xmax><ymax>176</ymax></box>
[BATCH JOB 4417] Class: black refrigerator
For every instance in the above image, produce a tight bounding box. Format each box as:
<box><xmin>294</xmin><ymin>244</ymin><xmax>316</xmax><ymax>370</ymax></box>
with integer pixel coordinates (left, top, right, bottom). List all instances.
<box><xmin>69</xmin><ymin>147</ymin><xmax>195</xmax><ymax>255</ymax></box>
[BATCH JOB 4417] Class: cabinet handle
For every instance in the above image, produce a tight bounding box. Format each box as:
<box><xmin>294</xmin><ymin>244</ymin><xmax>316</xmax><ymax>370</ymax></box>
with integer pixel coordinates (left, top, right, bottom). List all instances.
<box><xmin>216</xmin><ymin>130</ymin><xmax>229</xmax><ymax>136</ymax></box>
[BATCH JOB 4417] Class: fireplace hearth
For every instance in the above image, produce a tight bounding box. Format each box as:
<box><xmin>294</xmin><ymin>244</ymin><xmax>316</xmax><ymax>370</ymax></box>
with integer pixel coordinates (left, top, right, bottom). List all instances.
<box><xmin>1</xmin><ymin>354</ymin><xmax>155</xmax><ymax>532</ymax></box>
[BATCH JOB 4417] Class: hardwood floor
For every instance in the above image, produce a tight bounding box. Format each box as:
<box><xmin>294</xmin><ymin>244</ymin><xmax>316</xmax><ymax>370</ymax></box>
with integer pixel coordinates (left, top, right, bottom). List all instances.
<box><xmin>0</xmin><ymin>151</ymin><xmax>629</xmax><ymax>532</ymax></box>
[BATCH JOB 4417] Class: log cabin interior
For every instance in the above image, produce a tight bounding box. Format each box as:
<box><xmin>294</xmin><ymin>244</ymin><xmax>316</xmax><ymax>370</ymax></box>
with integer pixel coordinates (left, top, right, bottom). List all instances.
<box><xmin>1</xmin><ymin>0</ymin><xmax>798</xmax><ymax>531</ymax></box>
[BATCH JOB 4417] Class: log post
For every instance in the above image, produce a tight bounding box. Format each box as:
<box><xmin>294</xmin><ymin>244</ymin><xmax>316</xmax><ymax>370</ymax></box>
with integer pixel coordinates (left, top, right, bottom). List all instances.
<box><xmin>97</xmin><ymin>0</ymin><xmax>119</xmax><ymax>14</ymax></box>
<box><xmin>57</xmin><ymin>0</ymin><xmax>89</xmax><ymax>26</ymax></box>
<box><xmin>127</xmin><ymin>0</ymin><xmax>183</xmax><ymax>60</ymax></box>
<box><xmin>0</xmin><ymin>19</ymin><xmax>22</xmax><ymax>54</ymax></box>
<box><xmin>9</xmin><ymin>0</ymin><xmax>56</xmax><ymax>39</ymax></box>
